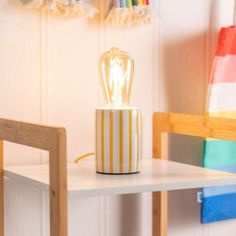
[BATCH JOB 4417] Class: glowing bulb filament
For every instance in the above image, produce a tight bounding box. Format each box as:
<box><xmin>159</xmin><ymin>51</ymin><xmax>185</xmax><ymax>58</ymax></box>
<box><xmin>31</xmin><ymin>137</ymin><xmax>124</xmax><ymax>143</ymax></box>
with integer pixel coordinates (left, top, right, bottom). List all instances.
<box><xmin>99</xmin><ymin>48</ymin><xmax>134</xmax><ymax>108</ymax></box>
<box><xmin>109</xmin><ymin>57</ymin><xmax>127</xmax><ymax>107</ymax></box>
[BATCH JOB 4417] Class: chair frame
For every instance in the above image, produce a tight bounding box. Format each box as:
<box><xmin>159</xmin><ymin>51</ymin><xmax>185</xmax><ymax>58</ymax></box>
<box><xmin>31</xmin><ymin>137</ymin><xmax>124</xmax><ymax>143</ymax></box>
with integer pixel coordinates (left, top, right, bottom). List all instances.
<box><xmin>153</xmin><ymin>112</ymin><xmax>236</xmax><ymax>236</ymax></box>
<box><xmin>2</xmin><ymin>112</ymin><xmax>236</xmax><ymax>236</ymax></box>
<box><xmin>0</xmin><ymin>118</ymin><xmax>67</xmax><ymax>236</ymax></box>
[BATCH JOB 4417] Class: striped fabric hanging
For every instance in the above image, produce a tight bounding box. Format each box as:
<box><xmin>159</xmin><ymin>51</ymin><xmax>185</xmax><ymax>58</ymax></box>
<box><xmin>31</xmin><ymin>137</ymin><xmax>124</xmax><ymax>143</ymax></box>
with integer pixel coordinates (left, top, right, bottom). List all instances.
<box><xmin>202</xmin><ymin>26</ymin><xmax>236</xmax><ymax>223</ymax></box>
<box><xmin>106</xmin><ymin>0</ymin><xmax>152</xmax><ymax>27</ymax></box>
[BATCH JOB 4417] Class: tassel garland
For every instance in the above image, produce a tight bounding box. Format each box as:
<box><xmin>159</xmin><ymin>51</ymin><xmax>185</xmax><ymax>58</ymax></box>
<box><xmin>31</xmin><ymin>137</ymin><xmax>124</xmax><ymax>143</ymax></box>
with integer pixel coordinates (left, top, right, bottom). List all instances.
<box><xmin>20</xmin><ymin>0</ymin><xmax>98</xmax><ymax>18</ymax></box>
<box><xmin>106</xmin><ymin>0</ymin><xmax>152</xmax><ymax>27</ymax></box>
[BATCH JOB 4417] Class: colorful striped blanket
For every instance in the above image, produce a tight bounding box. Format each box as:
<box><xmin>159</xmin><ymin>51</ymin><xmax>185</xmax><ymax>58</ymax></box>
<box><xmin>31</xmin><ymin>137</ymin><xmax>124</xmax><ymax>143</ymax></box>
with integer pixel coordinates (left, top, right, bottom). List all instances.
<box><xmin>202</xmin><ymin>26</ymin><xmax>236</xmax><ymax>223</ymax></box>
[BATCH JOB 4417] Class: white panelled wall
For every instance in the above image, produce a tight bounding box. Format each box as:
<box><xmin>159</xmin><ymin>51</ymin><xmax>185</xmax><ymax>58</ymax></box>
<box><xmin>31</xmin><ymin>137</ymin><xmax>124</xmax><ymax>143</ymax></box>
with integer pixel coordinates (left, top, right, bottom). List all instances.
<box><xmin>0</xmin><ymin>0</ymin><xmax>236</xmax><ymax>235</ymax></box>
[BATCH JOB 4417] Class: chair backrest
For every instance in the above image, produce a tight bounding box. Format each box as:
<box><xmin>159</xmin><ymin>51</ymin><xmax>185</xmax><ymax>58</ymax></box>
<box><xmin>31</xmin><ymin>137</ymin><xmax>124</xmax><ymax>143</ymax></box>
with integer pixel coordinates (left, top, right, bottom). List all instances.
<box><xmin>0</xmin><ymin>118</ymin><xmax>67</xmax><ymax>236</ymax></box>
<box><xmin>152</xmin><ymin>112</ymin><xmax>236</xmax><ymax>236</ymax></box>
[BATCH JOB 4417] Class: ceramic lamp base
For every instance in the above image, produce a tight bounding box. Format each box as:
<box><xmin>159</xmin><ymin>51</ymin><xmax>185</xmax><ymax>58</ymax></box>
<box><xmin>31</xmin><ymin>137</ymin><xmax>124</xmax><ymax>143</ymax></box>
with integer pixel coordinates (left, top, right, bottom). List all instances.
<box><xmin>96</xmin><ymin>107</ymin><xmax>141</xmax><ymax>175</ymax></box>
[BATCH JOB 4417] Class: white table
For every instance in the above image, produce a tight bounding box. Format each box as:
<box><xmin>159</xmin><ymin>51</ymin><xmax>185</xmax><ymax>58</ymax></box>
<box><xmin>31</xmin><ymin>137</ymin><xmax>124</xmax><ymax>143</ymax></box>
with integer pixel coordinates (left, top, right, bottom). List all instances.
<box><xmin>4</xmin><ymin>159</ymin><xmax>236</xmax><ymax>197</ymax></box>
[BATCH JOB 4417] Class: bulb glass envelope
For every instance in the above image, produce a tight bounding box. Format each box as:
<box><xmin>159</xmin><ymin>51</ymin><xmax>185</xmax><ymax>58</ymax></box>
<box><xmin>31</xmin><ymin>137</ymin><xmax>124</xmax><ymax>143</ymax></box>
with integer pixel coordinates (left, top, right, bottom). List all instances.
<box><xmin>99</xmin><ymin>48</ymin><xmax>134</xmax><ymax>108</ymax></box>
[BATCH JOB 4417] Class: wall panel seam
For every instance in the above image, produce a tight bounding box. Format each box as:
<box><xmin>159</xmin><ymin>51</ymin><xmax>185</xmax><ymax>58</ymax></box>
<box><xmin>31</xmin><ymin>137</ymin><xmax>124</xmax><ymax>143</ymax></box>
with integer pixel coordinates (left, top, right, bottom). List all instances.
<box><xmin>40</xmin><ymin>9</ymin><xmax>49</xmax><ymax>236</ymax></box>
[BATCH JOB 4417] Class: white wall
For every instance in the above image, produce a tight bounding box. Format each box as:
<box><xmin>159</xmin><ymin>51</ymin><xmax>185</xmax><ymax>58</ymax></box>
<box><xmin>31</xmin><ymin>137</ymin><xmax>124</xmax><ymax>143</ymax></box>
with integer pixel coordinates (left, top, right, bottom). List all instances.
<box><xmin>1</xmin><ymin>0</ymin><xmax>236</xmax><ymax>235</ymax></box>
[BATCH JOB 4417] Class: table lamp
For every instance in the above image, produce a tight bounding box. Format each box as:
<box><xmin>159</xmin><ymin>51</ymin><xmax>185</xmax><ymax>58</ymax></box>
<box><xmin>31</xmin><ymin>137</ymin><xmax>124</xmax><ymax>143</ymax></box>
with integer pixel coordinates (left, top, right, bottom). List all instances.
<box><xmin>96</xmin><ymin>47</ymin><xmax>141</xmax><ymax>175</ymax></box>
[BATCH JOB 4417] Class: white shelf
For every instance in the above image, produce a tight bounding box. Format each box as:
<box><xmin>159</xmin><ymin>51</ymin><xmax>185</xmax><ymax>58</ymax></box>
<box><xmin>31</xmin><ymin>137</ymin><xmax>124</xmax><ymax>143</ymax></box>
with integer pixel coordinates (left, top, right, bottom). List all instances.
<box><xmin>4</xmin><ymin>159</ymin><xmax>236</xmax><ymax>198</ymax></box>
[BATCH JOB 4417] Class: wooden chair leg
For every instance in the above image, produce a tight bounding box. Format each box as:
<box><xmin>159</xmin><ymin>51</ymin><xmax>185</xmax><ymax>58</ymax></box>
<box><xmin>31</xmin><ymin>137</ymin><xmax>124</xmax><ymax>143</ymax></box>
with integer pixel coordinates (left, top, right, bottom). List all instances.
<box><xmin>153</xmin><ymin>191</ymin><xmax>168</xmax><ymax>236</ymax></box>
<box><xmin>153</xmin><ymin>113</ymin><xmax>168</xmax><ymax>236</ymax></box>
<box><xmin>0</xmin><ymin>140</ymin><xmax>3</xmax><ymax>236</ymax></box>
<box><xmin>49</xmin><ymin>130</ymin><xmax>67</xmax><ymax>236</ymax></box>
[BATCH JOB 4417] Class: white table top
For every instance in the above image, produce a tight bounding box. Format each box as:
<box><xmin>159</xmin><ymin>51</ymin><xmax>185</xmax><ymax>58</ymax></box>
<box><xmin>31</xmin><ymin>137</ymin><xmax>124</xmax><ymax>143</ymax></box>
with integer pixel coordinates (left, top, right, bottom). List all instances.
<box><xmin>4</xmin><ymin>159</ymin><xmax>236</xmax><ymax>197</ymax></box>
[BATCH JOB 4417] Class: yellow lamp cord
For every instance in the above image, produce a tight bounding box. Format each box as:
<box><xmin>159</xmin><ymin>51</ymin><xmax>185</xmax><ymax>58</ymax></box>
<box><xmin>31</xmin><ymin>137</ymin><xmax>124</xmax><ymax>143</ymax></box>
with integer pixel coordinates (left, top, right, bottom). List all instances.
<box><xmin>73</xmin><ymin>152</ymin><xmax>95</xmax><ymax>164</ymax></box>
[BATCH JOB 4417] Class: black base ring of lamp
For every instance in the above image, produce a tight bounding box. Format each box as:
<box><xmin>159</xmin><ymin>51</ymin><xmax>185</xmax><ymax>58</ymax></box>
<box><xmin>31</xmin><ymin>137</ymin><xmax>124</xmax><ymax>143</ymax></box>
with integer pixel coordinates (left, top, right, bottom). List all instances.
<box><xmin>96</xmin><ymin>171</ymin><xmax>140</xmax><ymax>175</ymax></box>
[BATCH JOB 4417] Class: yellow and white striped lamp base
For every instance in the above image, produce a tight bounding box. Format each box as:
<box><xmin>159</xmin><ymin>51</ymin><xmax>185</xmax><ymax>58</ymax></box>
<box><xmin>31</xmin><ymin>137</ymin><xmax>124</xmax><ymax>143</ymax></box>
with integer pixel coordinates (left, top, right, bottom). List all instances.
<box><xmin>96</xmin><ymin>107</ymin><xmax>141</xmax><ymax>175</ymax></box>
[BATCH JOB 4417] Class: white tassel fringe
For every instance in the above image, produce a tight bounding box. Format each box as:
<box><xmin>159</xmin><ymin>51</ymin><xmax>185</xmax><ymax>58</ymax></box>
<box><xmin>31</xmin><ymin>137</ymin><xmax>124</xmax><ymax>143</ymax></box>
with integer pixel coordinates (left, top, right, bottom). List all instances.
<box><xmin>106</xmin><ymin>5</ymin><xmax>152</xmax><ymax>27</ymax></box>
<box><xmin>21</xmin><ymin>0</ymin><xmax>98</xmax><ymax>18</ymax></box>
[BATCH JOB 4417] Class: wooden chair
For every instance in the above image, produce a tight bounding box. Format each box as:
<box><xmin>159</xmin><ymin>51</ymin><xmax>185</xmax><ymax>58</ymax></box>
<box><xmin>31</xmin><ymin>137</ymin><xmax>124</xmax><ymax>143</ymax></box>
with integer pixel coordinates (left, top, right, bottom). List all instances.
<box><xmin>2</xmin><ymin>113</ymin><xmax>236</xmax><ymax>236</ymax></box>
<box><xmin>0</xmin><ymin>118</ymin><xmax>68</xmax><ymax>236</ymax></box>
<box><xmin>153</xmin><ymin>112</ymin><xmax>236</xmax><ymax>236</ymax></box>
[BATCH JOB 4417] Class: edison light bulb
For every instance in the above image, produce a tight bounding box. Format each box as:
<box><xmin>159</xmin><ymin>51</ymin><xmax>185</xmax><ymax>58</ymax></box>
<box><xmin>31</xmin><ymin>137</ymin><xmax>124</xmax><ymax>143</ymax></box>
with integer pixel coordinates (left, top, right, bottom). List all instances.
<box><xmin>99</xmin><ymin>47</ymin><xmax>134</xmax><ymax>108</ymax></box>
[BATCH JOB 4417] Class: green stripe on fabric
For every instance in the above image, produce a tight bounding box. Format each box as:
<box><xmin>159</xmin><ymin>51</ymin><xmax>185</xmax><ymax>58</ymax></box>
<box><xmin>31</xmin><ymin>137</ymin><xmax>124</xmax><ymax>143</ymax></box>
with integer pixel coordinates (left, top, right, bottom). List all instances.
<box><xmin>204</xmin><ymin>140</ymin><xmax>236</xmax><ymax>168</ymax></box>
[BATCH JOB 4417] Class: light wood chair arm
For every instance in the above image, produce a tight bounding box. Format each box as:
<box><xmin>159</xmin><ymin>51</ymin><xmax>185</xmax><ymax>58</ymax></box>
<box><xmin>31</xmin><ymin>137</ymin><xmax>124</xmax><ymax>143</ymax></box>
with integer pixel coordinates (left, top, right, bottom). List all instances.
<box><xmin>152</xmin><ymin>112</ymin><xmax>236</xmax><ymax>236</ymax></box>
<box><xmin>0</xmin><ymin>118</ymin><xmax>67</xmax><ymax>236</ymax></box>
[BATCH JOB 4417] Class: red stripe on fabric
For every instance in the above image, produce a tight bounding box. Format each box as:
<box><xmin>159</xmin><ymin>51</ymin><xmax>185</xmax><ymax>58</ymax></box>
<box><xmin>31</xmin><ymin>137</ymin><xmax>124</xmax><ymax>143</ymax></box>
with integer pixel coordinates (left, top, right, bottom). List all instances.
<box><xmin>216</xmin><ymin>26</ymin><xmax>236</xmax><ymax>56</ymax></box>
<box><xmin>210</xmin><ymin>56</ymin><xmax>236</xmax><ymax>84</ymax></box>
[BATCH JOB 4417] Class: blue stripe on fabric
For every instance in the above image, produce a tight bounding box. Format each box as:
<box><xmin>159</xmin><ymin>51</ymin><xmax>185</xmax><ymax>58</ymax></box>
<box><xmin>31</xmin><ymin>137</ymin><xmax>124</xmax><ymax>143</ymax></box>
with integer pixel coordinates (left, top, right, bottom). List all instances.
<box><xmin>213</xmin><ymin>165</ymin><xmax>236</xmax><ymax>173</ymax></box>
<box><xmin>120</xmin><ymin>0</ymin><xmax>126</xmax><ymax>7</ymax></box>
<box><xmin>201</xmin><ymin>192</ymin><xmax>236</xmax><ymax>224</ymax></box>
<box><xmin>203</xmin><ymin>185</ymin><xmax>236</xmax><ymax>197</ymax></box>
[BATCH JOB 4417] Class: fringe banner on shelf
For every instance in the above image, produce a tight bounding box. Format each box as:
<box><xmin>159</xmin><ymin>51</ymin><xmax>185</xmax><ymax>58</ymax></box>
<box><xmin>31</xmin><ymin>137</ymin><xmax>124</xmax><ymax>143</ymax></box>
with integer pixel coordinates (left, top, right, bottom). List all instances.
<box><xmin>20</xmin><ymin>0</ymin><xmax>98</xmax><ymax>18</ymax></box>
<box><xmin>106</xmin><ymin>0</ymin><xmax>152</xmax><ymax>27</ymax></box>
